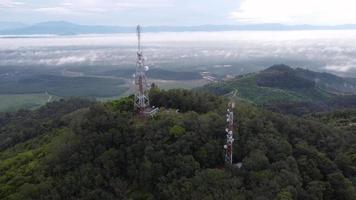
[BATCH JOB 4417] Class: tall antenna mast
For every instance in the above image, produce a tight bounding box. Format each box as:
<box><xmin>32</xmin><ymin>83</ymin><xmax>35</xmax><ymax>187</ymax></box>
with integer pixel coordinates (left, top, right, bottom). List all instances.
<box><xmin>224</xmin><ymin>90</ymin><xmax>237</xmax><ymax>165</ymax></box>
<box><xmin>134</xmin><ymin>25</ymin><xmax>150</xmax><ymax>116</ymax></box>
<box><xmin>137</xmin><ymin>25</ymin><xmax>141</xmax><ymax>52</ymax></box>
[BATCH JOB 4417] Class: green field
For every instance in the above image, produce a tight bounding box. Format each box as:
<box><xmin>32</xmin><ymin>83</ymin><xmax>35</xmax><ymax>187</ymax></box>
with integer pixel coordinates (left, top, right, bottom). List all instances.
<box><xmin>0</xmin><ymin>66</ymin><xmax>211</xmax><ymax>112</ymax></box>
<box><xmin>0</xmin><ymin>74</ymin><xmax>130</xmax><ymax>112</ymax></box>
<box><xmin>0</xmin><ymin>75</ymin><xmax>128</xmax><ymax>97</ymax></box>
<box><xmin>0</xmin><ymin>94</ymin><xmax>57</xmax><ymax>112</ymax></box>
<box><xmin>0</xmin><ymin>79</ymin><xmax>207</xmax><ymax>112</ymax></box>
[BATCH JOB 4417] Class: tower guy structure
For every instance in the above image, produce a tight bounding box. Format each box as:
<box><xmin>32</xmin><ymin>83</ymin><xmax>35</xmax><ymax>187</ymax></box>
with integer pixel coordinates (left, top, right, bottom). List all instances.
<box><xmin>224</xmin><ymin>90</ymin><xmax>237</xmax><ymax>165</ymax></box>
<box><xmin>133</xmin><ymin>25</ymin><xmax>158</xmax><ymax>117</ymax></box>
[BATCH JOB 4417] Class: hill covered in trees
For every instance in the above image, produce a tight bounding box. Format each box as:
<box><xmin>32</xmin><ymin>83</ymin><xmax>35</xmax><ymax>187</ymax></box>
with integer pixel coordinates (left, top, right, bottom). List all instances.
<box><xmin>201</xmin><ymin>65</ymin><xmax>356</xmax><ymax>115</ymax></box>
<box><xmin>0</xmin><ymin>88</ymin><xmax>355</xmax><ymax>199</ymax></box>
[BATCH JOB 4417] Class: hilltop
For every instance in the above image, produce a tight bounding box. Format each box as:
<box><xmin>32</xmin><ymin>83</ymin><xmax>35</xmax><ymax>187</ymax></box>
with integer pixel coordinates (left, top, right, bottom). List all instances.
<box><xmin>0</xmin><ymin>88</ymin><xmax>355</xmax><ymax>199</ymax></box>
<box><xmin>201</xmin><ymin>65</ymin><xmax>356</xmax><ymax>115</ymax></box>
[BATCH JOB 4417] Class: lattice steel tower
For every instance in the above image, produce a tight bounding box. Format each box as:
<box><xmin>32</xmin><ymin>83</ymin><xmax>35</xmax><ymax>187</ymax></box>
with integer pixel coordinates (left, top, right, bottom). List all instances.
<box><xmin>134</xmin><ymin>25</ymin><xmax>150</xmax><ymax>115</ymax></box>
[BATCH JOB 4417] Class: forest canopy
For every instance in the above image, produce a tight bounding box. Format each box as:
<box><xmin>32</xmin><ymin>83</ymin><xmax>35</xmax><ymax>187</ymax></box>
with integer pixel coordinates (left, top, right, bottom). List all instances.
<box><xmin>0</xmin><ymin>89</ymin><xmax>355</xmax><ymax>200</ymax></box>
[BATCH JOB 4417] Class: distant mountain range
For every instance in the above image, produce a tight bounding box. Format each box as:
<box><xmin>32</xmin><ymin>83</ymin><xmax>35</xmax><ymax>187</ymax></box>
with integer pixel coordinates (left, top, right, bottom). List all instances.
<box><xmin>2</xmin><ymin>21</ymin><xmax>356</xmax><ymax>35</ymax></box>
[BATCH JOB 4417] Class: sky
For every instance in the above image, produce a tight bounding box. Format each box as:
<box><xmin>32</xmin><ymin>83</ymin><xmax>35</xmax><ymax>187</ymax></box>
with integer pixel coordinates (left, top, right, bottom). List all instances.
<box><xmin>1</xmin><ymin>0</ymin><xmax>356</xmax><ymax>26</ymax></box>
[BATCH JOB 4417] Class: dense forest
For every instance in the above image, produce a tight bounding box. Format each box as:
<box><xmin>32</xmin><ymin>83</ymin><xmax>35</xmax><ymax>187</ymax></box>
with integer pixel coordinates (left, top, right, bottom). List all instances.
<box><xmin>0</xmin><ymin>87</ymin><xmax>355</xmax><ymax>199</ymax></box>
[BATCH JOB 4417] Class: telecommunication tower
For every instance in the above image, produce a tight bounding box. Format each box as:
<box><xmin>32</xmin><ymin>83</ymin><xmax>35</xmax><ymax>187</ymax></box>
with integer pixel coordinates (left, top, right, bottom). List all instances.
<box><xmin>133</xmin><ymin>25</ymin><xmax>158</xmax><ymax>117</ymax></box>
<box><xmin>134</xmin><ymin>25</ymin><xmax>150</xmax><ymax>115</ymax></box>
<box><xmin>224</xmin><ymin>90</ymin><xmax>237</xmax><ymax>165</ymax></box>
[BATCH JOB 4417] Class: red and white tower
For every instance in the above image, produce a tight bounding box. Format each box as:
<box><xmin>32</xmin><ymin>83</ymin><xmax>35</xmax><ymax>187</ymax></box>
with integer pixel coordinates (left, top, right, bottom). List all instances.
<box><xmin>224</xmin><ymin>101</ymin><xmax>235</xmax><ymax>164</ymax></box>
<box><xmin>134</xmin><ymin>25</ymin><xmax>150</xmax><ymax>115</ymax></box>
<box><xmin>224</xmin><ymin>90</ymin><xmax>237</xmax><ymax>165</ymax></box>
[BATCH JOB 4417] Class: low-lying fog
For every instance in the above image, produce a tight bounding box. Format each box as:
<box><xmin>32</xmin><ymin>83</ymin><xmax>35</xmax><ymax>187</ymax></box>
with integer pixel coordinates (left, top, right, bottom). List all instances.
<box><xmin>1</xmin><ymin>30</ymin><xmax>356</xmax><ymax>77</ymax></box>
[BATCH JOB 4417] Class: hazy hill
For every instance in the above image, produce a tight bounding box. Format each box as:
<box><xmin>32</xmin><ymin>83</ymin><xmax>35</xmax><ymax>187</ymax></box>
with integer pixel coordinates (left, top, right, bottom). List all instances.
<box><xmin>0</xmin><ymin>21</ymin><xmax>132</xmax><ymax>35</ymax></box>
<box><xmin>0</xmin><ymin>89</ymin><xmax>355</xmax><ymax>199</ymax></box>
<box><xmin>201</xmin><ymin>65</ymin><xmax>356</xmax><ymax>115</ymax></box>
<box><xmin>256</xmin><ymin>65</ymin><xmax>356</xmax><ymax>94</ymax></box>
<box><xmin>3</xmin><ymin>21</ymin><xmax>356</xmax><ymax>35</ymax></box>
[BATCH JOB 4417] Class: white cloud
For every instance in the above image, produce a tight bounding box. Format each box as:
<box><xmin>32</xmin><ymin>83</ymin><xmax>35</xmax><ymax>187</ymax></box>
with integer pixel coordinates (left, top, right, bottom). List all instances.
<box><xmin>56</xmin><ymin>55</ymin><xmax>87</xmax><ymax>65</ymax></box>
<box><xmin>115</xmin><ymin>0</ymin><xmax>173</xmax><ymax>9</ymax></box>
<box><xmin>34</xmin><ymin>0</ymin><xmax>173</xmax><ymax>16</ymax></box>
<box><xmin>61</xmin><ymin>3</ymin><xmax>73</xmax><ymax>7</ymax></box>
<box><xmin>230</xmin><ymin>0</ymin><xmax>356</xmax><ymax>25</ymax></box>
<box><xmin>35</xmin><ymin>7</ymin><xmax>73</xmax><ymax>15</ymax></box>
<box><xmin>325</xmin><ymin>65</ymin><xmax>353</xmax><ymax>73</ymax></box>
<box><xmin>35</xmin><ymin>6</ymin><xmax>107</xmax><ymax>16</ymax></box>
<box><xmin>1</xmin><ymin>31</ymin><xmax>356</xmax><ymax>76</ymax></box>
<box><xmin>0</xmin><ymin>0</ymin><xmax>24</xmax><ymax>8</ymax></box>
